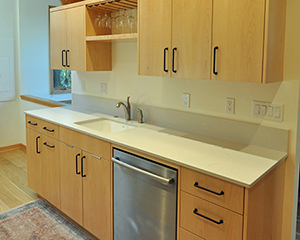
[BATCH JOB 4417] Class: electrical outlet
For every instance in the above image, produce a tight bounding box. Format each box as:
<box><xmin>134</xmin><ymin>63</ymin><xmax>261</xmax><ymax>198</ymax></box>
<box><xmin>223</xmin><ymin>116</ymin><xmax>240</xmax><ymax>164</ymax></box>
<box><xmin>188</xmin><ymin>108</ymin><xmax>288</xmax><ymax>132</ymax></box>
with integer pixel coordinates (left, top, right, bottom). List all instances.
<box><xmin>226</xmin><ymin>98</ymin><xmax>235</xmax><ymax>114</ymax></box>
<box><xmin>100</xmin><ymin>83</ymin><xmax>107</xmax><ymax>94</ymax></box>
<box><xmin>81</xmin><ymin>81</ymin><xmax>85</xmax><ymax>92</ymax></box>
<box><xmin>183</xmin><ymin>93</ymin><xmax>190</xmax><ymax>107</ymax></box>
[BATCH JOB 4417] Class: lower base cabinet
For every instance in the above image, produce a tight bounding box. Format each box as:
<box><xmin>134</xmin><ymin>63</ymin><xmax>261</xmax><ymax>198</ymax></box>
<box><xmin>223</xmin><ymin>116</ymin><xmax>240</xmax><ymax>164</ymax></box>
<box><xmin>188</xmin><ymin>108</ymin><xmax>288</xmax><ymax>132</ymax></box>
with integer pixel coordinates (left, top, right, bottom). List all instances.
<box><xmin>60</xmin><ymin>141</ymin><xmax>111</xmax><ymax>240</ymax></box>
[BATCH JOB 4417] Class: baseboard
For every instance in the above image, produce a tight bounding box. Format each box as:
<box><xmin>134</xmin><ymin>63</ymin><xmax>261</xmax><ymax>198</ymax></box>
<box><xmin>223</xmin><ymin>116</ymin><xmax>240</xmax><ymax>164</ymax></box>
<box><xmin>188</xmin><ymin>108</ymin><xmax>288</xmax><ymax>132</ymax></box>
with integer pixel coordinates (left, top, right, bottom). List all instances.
<box><xmin>0</xmin><ymin>143</ymin><xmax>26</xmax><ymax>153</ymax></box>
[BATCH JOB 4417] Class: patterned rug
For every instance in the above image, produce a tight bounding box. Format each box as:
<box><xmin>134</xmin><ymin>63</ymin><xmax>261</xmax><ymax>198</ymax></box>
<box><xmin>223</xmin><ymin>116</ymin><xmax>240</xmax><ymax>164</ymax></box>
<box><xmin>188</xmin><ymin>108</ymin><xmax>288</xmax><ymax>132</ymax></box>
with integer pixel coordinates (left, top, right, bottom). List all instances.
<box><xmin>0</xmin><ymin>199</ymin><xmax>97</xmax><ymax>240</ymax></box>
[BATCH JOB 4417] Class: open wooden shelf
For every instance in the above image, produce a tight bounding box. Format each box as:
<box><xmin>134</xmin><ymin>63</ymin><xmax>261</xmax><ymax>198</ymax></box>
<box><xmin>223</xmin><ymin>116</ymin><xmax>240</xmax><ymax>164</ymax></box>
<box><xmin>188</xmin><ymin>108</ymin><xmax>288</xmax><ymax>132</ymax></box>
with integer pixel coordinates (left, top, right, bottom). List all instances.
<box><xmin>86</xmin><ymin>33</ymin><xmax>137</xmax><ymax>42</ymax></box>
<box><xmin>87</xmin><ymin>0</ymin><xmax>137</xmax><ymax>12</ymax></box>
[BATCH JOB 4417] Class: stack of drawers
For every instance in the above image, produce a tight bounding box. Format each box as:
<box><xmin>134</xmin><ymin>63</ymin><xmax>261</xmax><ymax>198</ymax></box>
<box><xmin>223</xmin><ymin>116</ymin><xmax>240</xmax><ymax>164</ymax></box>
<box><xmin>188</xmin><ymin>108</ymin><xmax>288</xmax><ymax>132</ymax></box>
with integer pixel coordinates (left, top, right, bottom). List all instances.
<box><xmin>179</xmin><ymin>167</ymin><xmax>245</xmax><ymax>240</ymax></box>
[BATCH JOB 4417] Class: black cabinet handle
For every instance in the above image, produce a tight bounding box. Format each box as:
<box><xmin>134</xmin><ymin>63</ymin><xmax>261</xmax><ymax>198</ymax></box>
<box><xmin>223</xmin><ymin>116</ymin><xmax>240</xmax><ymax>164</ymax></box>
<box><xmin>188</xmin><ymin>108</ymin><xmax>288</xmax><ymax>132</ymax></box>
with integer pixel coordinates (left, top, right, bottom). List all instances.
<box><xmin>43</xmin><ymin>142</ymin><xmax>55</xmax><ymax>149</ymax></box>
<box><xmin>172</xmin><ymin>47</ymin><xmax>177</xmax><ymax>73</ymax></box>
<box><xmin>66</xmin><ymin>50</ymin><xmax>70</xmax><ymax>67</ymax></box>
<box><xmin>213</xmin><ymin>46</ymin><xmax>218</xmax><ymax>75</ymax></box>
<box><xmin>36</xmin><ymin>136</ymin><xmax>41</xmax><ymax>154</ymax></box>
<box><xmin>194</xmin><ymin>182</ymin><xmax>224</xmax><ymax>196</ymax></box>
<box><xmin>193</xmin><ymin>208</ymin><xmax>223</xmax><ymax>225</ymax></box>
<box><xmin>76</xmin><ymin>153</ymin><xmax>80</xmax><ymax>175</ymax></box>
<box><xmin>43</xmin><ymin>127</ymin><xmax>54</xmax><ymax>133</ymax></box>
<box><xmin>81</xmin><ymin>156</ymin><xmax>86</xmax><ymax>177</ymax></box>
<box><xmin>62</xmin><ymin>50</ymin><xmax>66</xmax><ymax>67</ymax></box>
<box><xmin>28</xmin><ymin>121</ymin><xmax>37</xmax><ymax>126</ymax></box>
<box><xmin>164</xmin><ymin>47</ymin><xmax>168</xmax><ymax>73</ymax></box>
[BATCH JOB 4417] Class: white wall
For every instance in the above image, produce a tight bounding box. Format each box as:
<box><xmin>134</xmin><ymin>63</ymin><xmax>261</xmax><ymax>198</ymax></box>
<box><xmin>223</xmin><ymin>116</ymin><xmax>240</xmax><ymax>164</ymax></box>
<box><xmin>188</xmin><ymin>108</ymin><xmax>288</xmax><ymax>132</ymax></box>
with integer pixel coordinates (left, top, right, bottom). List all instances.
<box><xmin>19</xmin><ymin>0</ymin><xmax>69</xmax><ymax>101</ymax></box>
<box><xmin>0</xmin><ymin>0</ymin><xmax>22</xmax><ymax>147</ymax></box>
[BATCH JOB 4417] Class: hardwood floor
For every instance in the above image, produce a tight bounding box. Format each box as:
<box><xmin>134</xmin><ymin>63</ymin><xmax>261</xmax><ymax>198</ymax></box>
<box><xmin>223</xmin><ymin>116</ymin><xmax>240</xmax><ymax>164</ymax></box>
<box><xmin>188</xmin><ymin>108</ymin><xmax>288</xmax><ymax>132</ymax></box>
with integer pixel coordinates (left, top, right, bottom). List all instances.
<box><xmin>0</xmin><ymin>149</ymin><xmax>38</xmax><ymax>213</ymax></box>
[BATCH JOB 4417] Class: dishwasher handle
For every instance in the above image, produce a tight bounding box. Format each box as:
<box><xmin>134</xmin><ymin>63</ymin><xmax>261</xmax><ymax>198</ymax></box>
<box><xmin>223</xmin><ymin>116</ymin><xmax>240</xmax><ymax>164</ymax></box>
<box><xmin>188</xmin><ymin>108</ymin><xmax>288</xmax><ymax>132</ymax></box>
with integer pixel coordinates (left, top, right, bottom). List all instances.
<box><xmin>112</xmin><ymin>157</ymin><xmax>174</xmax><ymax>185</ymax></box>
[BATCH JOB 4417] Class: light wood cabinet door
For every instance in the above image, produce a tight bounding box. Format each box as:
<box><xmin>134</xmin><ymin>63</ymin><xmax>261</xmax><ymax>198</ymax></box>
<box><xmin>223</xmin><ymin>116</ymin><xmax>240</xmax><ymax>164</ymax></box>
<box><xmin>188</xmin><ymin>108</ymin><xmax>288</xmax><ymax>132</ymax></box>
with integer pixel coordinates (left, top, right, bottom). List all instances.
<box><xmin>60</xmin><ymin>142</ymin><xmax>83</xmax><ymax>225</ymax></box>
<box><xmin>82</xmin><ymin>152</ymin><xmax>112</xmax><ymax>240</ymax></box>
<box><xmin>66</xmin><ymin>7</ymin><xmax>85</xmax><ymax>71</ymax></box>
<box><xmin>138</xmin><ymin>0</ymin><xmax>172</xmax><ymax>77</ymax></box>
<box><xmin>211</xmin><ymin>0</ymin><xmax>265</xmax><ymax>83</ymax></box>
<box><xmin>26</xmin><ymin>128</ymin><xmax>42</xmax><ymax>195</ymax></box>
<box><xmin>41</xmin><ymin>135</ymin><xmax>60</xmax><ymax>209</ymax></box>
<box><xmin>50</xmin><ymin>10</ymin><xmax>67</xmax><ymax>70</ymax></box>
<box><xmin>172</xmin><ymin>0</ymin><xmax>212</xmax><ymax>79</ymax></box>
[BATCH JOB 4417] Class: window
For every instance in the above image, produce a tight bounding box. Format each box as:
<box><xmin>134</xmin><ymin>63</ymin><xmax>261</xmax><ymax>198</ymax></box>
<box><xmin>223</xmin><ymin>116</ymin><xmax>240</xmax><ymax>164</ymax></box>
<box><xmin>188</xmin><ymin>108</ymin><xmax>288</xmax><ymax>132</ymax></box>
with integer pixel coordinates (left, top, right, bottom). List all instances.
<box><xmin>51</xmin><ymin>69</ymin><xmax>71</xmax><ymax>94</ymax></box>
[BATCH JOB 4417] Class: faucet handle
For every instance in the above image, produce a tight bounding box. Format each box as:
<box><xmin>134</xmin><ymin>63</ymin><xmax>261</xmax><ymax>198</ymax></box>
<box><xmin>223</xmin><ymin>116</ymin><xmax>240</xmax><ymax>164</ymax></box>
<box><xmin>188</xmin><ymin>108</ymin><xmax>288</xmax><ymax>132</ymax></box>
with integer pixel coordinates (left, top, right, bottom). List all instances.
<box><xmin>137</xmin><ymin>108</ymin><xmax>144</xmax><ymax>124</ymax></box>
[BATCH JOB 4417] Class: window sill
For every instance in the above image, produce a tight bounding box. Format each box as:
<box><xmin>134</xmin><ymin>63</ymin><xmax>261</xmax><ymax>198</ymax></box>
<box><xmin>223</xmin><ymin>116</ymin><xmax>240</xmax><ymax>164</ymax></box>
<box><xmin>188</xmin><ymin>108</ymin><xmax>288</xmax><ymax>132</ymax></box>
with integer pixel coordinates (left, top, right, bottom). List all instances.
<box><xmin>20</xmin><ymin>94</ymin><xmax>70</xmax><ymax>108</ymax></box>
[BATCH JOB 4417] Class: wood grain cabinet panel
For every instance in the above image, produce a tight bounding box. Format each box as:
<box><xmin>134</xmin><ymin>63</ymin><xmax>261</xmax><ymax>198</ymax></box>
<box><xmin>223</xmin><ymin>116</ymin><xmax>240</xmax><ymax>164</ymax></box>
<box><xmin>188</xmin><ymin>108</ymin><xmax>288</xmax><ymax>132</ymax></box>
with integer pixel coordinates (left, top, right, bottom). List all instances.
<box><xmin>40</xmin><ymin>120</ymin><xmax>59</xmax><ymax>139</ymax></box>
<box><xmin>180</xmin><ymin>191</ymin><xmax>243</xmax><ymax>240</ymax></box>
<box><xmin>26</xmin><ymin>128</ymin><xmax>42</xmax><ymax>195</ymax></box>
<box><xmin>41</xmin><ymin>135</ymin><xmax>60</xmax><ymax>209</ymax></box>
<box><xmin>138</xmin><ymin>0</ymin><xmax>212</xmax><ymax>79</ymax></box>
<box><xmin>50</xmin><ymin>6</ymin><xmax>85</xmax><ymax>71</ymax></box>
<box><xmin>59</xmin><ymin>142</ymin><xmax>112</xmax><ymax>240</ymax></box>
<box><xmin>181</xmin><ymin>167</ymin><xmax>244</xmax><ymax>214</ymax></box>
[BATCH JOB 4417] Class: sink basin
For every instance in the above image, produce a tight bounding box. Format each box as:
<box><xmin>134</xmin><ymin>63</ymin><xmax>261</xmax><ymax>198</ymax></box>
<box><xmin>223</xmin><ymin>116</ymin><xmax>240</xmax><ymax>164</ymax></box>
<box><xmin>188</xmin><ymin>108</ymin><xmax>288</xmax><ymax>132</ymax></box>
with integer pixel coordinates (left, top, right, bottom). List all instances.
<box><xmin>74</xmin><ymin>118</ymin><xmax>137</xmax><ymax>133</ymax></box>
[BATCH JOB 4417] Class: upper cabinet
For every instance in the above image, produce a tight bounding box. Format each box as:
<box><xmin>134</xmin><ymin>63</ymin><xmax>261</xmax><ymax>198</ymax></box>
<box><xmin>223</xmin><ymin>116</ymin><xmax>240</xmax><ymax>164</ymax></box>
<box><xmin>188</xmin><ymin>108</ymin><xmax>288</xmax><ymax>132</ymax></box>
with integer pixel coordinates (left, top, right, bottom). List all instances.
<box><xmin>50</xmin><ymin>5</ymin><xmax>112</xmax><ymax>71</ymax></box>
<box><xmin>138</xmin><ymin>0</ymin><xmax>212</xmax><ymax>79</ymax></box>
<box><xmin>138</xmin><ymin>0</ymin><xmax>287</xmax><ymax>83</ymax></box>
<box><xmin>212</xmin><ymin>0</ymin><xmax>286</xmax><ymax>83</ymax></box>
<box><xmin>50</xmin><ymin>7</ymin><xmax>85</xmax><ymax>71</ymax></box>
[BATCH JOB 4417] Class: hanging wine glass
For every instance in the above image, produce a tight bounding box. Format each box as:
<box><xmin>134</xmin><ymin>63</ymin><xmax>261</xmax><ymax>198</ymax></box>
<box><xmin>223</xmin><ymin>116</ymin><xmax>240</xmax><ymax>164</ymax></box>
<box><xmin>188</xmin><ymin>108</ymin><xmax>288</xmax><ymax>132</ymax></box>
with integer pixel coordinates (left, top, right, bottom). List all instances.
<box><xmin>101</xmin><ymin>9</ymin><xmax>110</xmax><ymax>28</ymax></box>
<box><xmin>94</xmin><ymin>11</ymin><xmax>101</xmax><ymax>28</ymax></box>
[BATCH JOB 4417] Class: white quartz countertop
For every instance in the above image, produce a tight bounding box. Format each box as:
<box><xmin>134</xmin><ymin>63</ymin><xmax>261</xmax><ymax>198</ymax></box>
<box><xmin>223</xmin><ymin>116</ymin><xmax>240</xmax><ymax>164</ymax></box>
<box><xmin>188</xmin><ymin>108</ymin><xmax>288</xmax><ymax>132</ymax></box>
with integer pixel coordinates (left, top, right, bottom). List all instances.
<box><xmin>25</xmin><ymin>106</ymin><xmax>288</xmax><ymax>188</ymax></box>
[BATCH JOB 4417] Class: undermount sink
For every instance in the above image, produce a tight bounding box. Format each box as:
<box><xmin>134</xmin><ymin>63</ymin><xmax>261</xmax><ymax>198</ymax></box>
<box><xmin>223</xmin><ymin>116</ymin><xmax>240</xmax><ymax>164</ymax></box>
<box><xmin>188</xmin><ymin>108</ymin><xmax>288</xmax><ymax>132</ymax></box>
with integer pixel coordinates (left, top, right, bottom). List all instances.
<box><xmin>74</xmin><ymin>118</ymin><xmax>138</xmax><ymax>133</ymax></box>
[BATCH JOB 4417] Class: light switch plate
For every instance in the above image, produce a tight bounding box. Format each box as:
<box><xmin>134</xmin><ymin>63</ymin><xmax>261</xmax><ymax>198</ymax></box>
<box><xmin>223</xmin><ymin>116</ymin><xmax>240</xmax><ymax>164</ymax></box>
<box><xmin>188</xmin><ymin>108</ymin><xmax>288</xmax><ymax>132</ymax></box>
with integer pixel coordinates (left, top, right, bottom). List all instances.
<box><xmin>252</xmin><ymin>100</ymin><xmax>283</xmax><ymax>122</ymax></box>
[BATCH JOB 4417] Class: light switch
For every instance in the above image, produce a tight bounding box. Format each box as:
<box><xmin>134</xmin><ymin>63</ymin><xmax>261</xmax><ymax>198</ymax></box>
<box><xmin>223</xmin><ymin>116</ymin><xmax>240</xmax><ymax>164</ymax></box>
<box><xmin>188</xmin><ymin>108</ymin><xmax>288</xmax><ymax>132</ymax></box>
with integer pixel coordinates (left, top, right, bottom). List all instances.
<box><xmin>268</xmin><ymin>106</ymin><xmax>274</xmax><ymax>117</ymax></box>
<box><xmin>254</xmin><ymin>104</ymin><xmax>260</xmax><ymax>116</ymax></box>
<box><xmin>274</xmin><ymin>107</ymin><xmax>281</xmax><ymax>118</ymax></box>
<box><xmin>261</xmin><ymin>105</ymin><xmax>267</xmax><ymax>116</ymax></box>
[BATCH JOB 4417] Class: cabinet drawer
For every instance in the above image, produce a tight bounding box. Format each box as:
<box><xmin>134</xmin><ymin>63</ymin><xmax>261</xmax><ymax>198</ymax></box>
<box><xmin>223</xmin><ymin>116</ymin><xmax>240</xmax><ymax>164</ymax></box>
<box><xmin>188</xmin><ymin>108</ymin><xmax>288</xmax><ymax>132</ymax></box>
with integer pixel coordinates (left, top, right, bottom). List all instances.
<box><xmin>181</xmin><ymin>167</ymin><xmax>244</xmax><ymax>214</ymax></box>
<box><xmin>40</xmin><ymin>120</ymin><xmax>59</xmax><ymax>139</ymax></box>
<box><xmin>180</xmin><ymin>191</ymin><xmax>243</xmax><ymax>240</ymax></box>
<box><xmin>179</xmin><ymin>228</ymin><xmax>204</xmax><ymax>240</ymax></box>
<box><xmin>26</xmin><ymin>115</ymin><xmax>41</xmax><ymax>131</ymax></box>
<box><xmin>59</xmin><ymin>126</ymin><xmax>110</xmax><ymax>160</ymax></box>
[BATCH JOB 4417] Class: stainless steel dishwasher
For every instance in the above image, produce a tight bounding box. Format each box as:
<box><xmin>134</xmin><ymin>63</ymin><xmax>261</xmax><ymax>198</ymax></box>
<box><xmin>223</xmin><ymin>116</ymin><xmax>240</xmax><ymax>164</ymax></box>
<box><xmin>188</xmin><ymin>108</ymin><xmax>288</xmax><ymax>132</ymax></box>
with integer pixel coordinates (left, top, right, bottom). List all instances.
<box><xmin>112</xmin><ymin>148</ymin><xmax>178</xmax><ymax>240</ymax></box>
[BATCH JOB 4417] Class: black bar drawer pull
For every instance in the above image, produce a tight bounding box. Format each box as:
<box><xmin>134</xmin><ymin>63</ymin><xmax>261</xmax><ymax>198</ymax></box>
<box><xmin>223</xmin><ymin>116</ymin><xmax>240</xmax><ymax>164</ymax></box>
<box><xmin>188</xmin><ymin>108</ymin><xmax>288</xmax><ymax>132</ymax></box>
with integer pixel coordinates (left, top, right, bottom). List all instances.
<box><xmin>164</xmin><ymin>47</ymin><xmax>168</xmax><ymax>73</ymax></box>
<box><xmin>213</xmin><ymin>46</ymin><xmax>218</xmax><ymax>75</ymax></box>
<box><xmin>172</xmin><ymin>47</ymin><xmax>177</xmax><ymax>73</ymax></box>
<box><xmin>194</xmin><ymin>182</ymin><xmax>224</xmax><ymax>196</ymax></box>
<box><xmin>76</xmin><ymin>153</ymin><xmax>80</xmax><ymax>175</ymax></box>
<box><xmin>36</xmin><ymin>136</ymin><xmax>41</xmax><ymax>154</ymax></box>
<box><xmin>81</xmin><ymin>156</ymin><xmax>86</xmax><ymax>177</ymax></box>
<box><xmin>43</xmin><ymin>142</ymin><xmax>55</xmax><ymax>149</ymax></box>
<box><xmin>62</xmin><ymin>50</ymin><xmax>66</xmax><ymax>67</ymax></box>
<box><xmin>193</xmin><ymin>208</ymin><xmax>223</xmax><ymax>225</ymax></box>
<box><xmin>43</xmin><ymin>127</ymin><xmax>54</xmax><ymax>133</ymax></box>
<box><xmin>28</xmin><ymin>121</ymin><xmax>37</xmax><ymax>126</ymax></box>
<box><xmin>66</xmin><ymin>50</ymin><xmax>70</xmax><ymax>67</ymax></box>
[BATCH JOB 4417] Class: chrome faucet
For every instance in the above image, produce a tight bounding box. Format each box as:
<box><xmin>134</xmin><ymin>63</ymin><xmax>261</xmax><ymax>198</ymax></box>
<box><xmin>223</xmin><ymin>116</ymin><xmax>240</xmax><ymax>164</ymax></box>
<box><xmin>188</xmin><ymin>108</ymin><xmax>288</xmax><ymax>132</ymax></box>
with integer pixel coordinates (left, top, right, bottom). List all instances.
<box><xmin>116</xmin><ymin>96</ymin><xmax>131</xmax><ymax>120</ymax></box>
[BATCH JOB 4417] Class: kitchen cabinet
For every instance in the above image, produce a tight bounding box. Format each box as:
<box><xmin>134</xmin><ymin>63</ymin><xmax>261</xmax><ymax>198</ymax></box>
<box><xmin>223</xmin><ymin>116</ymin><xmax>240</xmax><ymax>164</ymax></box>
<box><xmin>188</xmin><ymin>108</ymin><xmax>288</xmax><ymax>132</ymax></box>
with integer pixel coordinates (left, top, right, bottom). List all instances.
<box><xmin>211</xmin><ymin>0</ymin><xmax>286</xmax><ymax>83</ymax></box>
<box><xmin>50</xmin><ymin>6</ymin><xmax>85</xmax><ymax>71</ymax></box>
<box><xmin>179</xmin><ymin>162</ymin><xmax>285</xmax><ymax>240</ymax></box>
<box><xmin>138</xmin><ymin>0</ymin><xmax>212</xmax><ymax>79</ymax></box>
<box><xmin>25</xmin><ymin>115</ymin><xmax>60</xmax><ymax>209</ymax></box>
<box><xmin>139</xmin><ymin>0</ymin><xmax>286</xmax><ymax>83</ymax></box>
<box><xmin>26</xmin><ymin>112</ymin><xmax>285</xmax><ymax>240</ymax></box>
<box><xmin>59</xmin><ymin>126</ymin><xmax>112</xmax><ymax>240</ymax></box>
<box><xmin>50</xmin><ymin>5</ymin><xmax>111</xmax><ymax>71</ymax></box>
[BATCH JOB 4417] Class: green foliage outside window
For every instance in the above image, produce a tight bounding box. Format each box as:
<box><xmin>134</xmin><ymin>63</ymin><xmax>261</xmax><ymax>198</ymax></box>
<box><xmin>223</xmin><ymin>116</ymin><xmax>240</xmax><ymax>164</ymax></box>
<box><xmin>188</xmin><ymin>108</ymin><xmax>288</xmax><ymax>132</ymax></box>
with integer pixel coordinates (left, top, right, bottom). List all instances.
<box><xmin>53</xmin><ymin>69</ymin><xmax>71</xmax><ymax>90</ymax></box>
